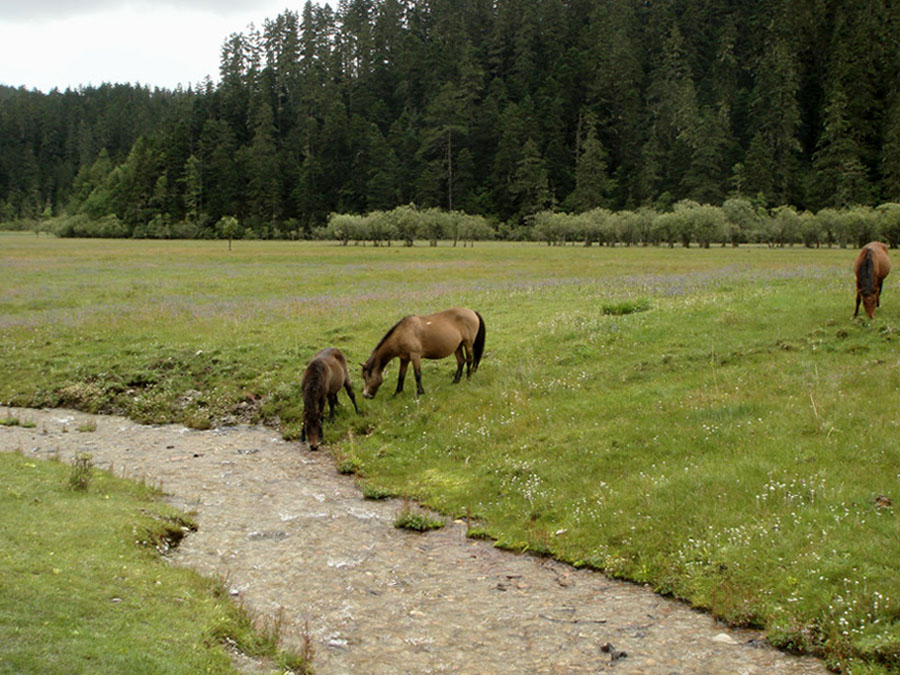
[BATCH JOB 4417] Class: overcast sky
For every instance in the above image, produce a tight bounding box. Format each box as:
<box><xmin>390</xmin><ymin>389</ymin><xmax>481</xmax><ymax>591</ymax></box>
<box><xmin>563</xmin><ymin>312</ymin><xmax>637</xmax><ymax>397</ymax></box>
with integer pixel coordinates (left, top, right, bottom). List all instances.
<box><xmin>0</xmin><ymin>0</ymin><xmax>299</xmax><ymax>92</ymax></box>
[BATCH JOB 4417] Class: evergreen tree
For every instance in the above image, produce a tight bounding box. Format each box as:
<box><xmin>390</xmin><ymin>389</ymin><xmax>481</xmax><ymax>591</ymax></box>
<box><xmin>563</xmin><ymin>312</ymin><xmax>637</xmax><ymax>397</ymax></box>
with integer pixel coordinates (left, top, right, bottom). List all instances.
<box><xmin>510</xmin><ymin>137</ymin><xmax>553</xmax><ymax>219</ymax></box>
<box><xmin>183</xmin><ymin>154</ymin><xmax>203</xmax><ymax>224</ymax></box>
<box><xmin>584</xmin><ymin>0</ymin><xmax>644</xmax><ymax>204</ymax></box>
<box><xmin>239</xmin><ymin>100</ymin><xmax>280</xmax><ymax>229</ymax></box>
<box><xmin>813</xmin><ymin>88</ymin><xmax>873</xmax><ymax>207</ymax></box>
<box><xmin>744</xmin><ymin>22</ymin><xmax>802</xmax><ymax>205</ymax></box>
<box><xmin>640</xmin><ymin>23</ymin><xmax>701</xmax><ymax>202</ymax></box>
<box><xmin>883</xmin><ymin>96</ymin><xmax>900</xmax><ymax>202</ymax></box>
<box><xmin>566</xmin><ymin>115</ymin><xmax>615</xmax><ymax>212</ymax></box>
<box><xmin>199</xmin><ymin>119</ymin><xmax>240</xmax><ymax>226</ymax></box>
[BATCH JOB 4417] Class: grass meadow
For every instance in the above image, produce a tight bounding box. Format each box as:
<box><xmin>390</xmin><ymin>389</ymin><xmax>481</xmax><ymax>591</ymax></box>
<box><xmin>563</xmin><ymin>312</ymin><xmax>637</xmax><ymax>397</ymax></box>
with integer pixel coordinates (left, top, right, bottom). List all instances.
<box><xmin>0</xmin><ymin>449</ymin><xmax>309</xmax><ymax>673</ymax></box>
<box><xmin>2</xmin><ymin>232</ymin><xmax>900</xmax><ymax>671</ymax></box>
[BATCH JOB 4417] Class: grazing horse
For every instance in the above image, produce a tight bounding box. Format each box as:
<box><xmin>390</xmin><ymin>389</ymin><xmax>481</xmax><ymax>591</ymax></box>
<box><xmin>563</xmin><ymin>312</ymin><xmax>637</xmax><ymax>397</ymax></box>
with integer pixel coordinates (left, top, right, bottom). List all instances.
<box><xmin>301</xmin><ymin>347</ymin><xmax>359</xmax><ymax>450</ymax></box>
<box><xmin>361</xmin><ymin>307</ymin><xmax>485</xmax><ymax>398</ymax></box>
<box><xmin>854</xmin><ymin>241</ymin><xmax>891</xmax><ymax>319</ymax></box>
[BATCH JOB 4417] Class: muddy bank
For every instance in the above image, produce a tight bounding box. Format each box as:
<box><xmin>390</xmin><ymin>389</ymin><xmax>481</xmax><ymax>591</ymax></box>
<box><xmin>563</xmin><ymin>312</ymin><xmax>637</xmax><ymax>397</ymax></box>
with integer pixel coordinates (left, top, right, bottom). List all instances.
<box><xmin>1</xmin><ymin>407</ymin><xmax>826</xmax><ymax>674</ymax></box>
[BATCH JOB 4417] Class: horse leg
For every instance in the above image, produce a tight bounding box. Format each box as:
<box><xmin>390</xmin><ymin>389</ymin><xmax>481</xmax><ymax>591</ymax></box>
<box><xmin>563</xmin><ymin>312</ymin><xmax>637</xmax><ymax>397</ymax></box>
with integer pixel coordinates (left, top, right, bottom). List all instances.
<box><xmin>464</xmin><ymin>340</ymin><xmax>473</xmax><ymax>378</ymax></box>
<box><xmin>878</xmin><ymin>278</ymin><xmax>884</xmax><ymax>306</ymax></box>
<box><xmin>452</xmin><ymin>345</ymin><xmax>465</xmax><ymax>384</ymax></box>
<box><xmin>854</xmin><ymin>290</ymin><xmax>861</xmax><ymax>317</ymax></box>
<box><xmin>328</xmin><ymin>393</ymin><xmax>338</xmax><ymax>421</ymax></box>
<box><xmin>395</xmin><ymin>359</ymin><xmax>409</xmax><ymax>395</ymax></box>
<box><xmin>344</xmin><ymin>379</ymin><xmax>360</xmax><ymax>414</ymax></box>
<box><xmin>411</xmin><ymin>354</ymin><xmax>425</xmax><ymax>396</ymax></box>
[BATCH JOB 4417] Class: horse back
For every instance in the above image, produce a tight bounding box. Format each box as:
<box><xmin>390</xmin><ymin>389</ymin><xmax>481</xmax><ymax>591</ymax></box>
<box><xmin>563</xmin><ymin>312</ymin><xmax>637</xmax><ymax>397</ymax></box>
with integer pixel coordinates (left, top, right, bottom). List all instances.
<box><xmin>305</xmin><ymin>347</ymin><xmax>348</xmax><ymax>394</ymax></box>
<box><xmin>859</xmin><ymin>242</ymin><xmax>891</xmax><ymax>281</ymax></box>
<box><xmin>412</xmin><ymin>308</ymin><xmax>480</xmax><ymax>357</ymax></box>
<box><xmin>425</xmin><ymin>307</ymin><xmax>480</xmax><ymax>337</ymax></box>
<box><xmin>873</xmin><ymin>242</ymin><xmax>891</xmax><ymax>279</ymax></box>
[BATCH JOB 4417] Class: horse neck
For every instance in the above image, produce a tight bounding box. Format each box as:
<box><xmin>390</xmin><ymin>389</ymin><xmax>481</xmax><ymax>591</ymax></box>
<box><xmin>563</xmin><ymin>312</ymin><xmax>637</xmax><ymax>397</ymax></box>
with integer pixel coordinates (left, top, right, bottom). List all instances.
<box><xmin>859</xmin><ymin>249</ymin><xmax>876</xmax><ymax>293</ymax></box>
<box><xmin>303</xmin><ymin>363</ymin><xmax>324</xmax><ymax>411</ymax></box>
<box><xmin>371</xmin><ymin>338</ymin><xmax>398</xmax><ymax>373</ymax></box>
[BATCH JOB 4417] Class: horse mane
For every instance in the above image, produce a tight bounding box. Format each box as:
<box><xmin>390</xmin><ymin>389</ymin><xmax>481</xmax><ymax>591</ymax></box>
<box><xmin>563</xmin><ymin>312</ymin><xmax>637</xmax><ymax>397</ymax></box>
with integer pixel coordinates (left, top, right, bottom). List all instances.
<box><xmin>859</xmin><ymin>248</ymin><xmax>876</xmax><ymax>295</ymax></box>
<box><xmin>302</xmin><ymin>360</ymin><xmax>325</xmax><ymax>422</ymax></box>
<box><xmin>373</xmin><ymin>317</ymin><xmax>408</xmax><ymax>353</ymax></box>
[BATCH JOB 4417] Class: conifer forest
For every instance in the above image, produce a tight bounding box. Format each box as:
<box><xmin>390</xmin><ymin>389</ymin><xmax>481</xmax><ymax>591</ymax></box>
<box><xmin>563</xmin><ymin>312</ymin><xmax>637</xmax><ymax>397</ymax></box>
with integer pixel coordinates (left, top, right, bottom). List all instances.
<box><xmin>2</xmin><ymin>0</ymin><xmax>899</xmax><ymax>240</ymax></box>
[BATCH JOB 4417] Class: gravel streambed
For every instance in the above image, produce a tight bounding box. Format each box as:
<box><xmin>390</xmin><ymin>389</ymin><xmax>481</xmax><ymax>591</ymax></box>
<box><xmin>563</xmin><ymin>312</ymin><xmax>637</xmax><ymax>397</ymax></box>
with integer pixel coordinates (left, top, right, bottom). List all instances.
<box><xmin>2</xmin><ymin>407</ymin><xmax>827</xmax><ymax>674</ymax></box>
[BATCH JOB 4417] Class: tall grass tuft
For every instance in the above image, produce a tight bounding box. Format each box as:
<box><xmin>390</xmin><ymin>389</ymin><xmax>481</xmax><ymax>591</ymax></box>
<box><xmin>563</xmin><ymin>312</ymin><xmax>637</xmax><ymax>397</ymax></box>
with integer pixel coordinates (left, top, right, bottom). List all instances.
<box><xmin>67</xmin><ymin>452</ymin><xmax>93</xmax><ymax>491</ymax></box>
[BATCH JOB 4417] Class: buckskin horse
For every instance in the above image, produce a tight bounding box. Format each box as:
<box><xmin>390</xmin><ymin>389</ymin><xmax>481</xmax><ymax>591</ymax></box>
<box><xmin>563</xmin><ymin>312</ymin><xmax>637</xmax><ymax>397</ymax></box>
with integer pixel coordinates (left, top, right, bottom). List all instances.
<box><xmin>360</xmin><ymin>307</ymin><xmax>486</xmax><ymax>398</ymax></box>
<box><xmin>301</xmin><ymin>347</ymin><xmax>359</xmax><ymax>450</ymax></box>
<box><xmin>854</xmin><ymin>241</ymin><xmax>891</xmax><ymax>319</ymax></box>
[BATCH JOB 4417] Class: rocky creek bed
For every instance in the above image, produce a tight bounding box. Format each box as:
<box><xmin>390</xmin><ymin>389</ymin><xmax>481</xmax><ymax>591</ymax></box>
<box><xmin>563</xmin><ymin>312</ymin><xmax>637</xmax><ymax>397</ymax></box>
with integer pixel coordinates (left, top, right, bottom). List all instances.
<box><xmin>1</xmin><ymin>407</ymin><xmax>827</xmax><ymax>674</ymax></box>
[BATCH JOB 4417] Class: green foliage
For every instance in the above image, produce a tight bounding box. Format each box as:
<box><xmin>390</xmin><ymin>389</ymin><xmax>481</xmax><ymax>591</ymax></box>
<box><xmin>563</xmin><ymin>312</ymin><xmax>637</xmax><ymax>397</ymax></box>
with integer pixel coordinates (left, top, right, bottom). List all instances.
<box><xmin>601</xmin><ymin>299</ymin><xmax>651</xmax><ymax>316</ymax></box>
<box><xmin>394</xmin><ymin>507</ymin><xmax>445</xmax><ymax>532</ymax></box>
<box><xmin>215</xmin><ymin>215</ymin><xmax>242</xmax><ymax>250</ymax></box>
<box><xmin>360</xmin><ymin>481</ymin><xmax>393</xmax><ymax>500</ymax></box>
<box><xmin>325</xmin><ymin>205</ymin><xmax>492</xmax><ymax>246</ymax></box>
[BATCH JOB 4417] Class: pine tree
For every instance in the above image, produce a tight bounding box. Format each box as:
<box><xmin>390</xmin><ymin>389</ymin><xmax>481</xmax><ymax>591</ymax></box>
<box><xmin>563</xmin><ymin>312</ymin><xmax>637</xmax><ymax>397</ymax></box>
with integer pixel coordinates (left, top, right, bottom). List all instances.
<box><xmin>640</xmin><ymin>23</ymin><xmax>702</xmax><ymax>202</ymax></box>
<box><xmin>566</xmin><ymin>116</ymin><xmax>615</xmax><ymax>212</ymax></box>
<box><xmin>183</xmin><ymin>154</ymin><xmax>203</xmax><ymax>224</ymax></box>
<box><xmin>510</xmin><ymin>137</ymin><xmax>553</xmax><ymax>219</ymax></box>
<box><xmin>744</xmin><ymin>22</ymin><xmax>802</xmax><ymax>205</ymax></box>
<box><xmin>883</xmin><ymin>96</ymin><xmax>900</xmax><ymax>202</ymax></box>
<box><xmin>199</xmin><ymin>119</ymin><xmax>240</xmax><ymax>226</ymax></box>
<box><xmin>584</xmin><ymin>0</ymin><xmax>644</xmax><ymax>203</ymax></box>
<box><xmin>240</xmin><ymin>100</ymin><xmax>280</xmax><ymax>230</ymax></box>
<box><xmin>813</xmin><ymin>88</ymin><xmax>873</xmax><ymax>207</ymax></box>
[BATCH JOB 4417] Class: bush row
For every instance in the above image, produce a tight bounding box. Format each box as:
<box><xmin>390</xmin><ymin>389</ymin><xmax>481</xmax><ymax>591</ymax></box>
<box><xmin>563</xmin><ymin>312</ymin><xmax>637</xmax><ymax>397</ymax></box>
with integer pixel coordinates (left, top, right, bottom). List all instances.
<box><xmin>12</xmin><ymin>201</ymin><xmax>900</xmax><ymax>249</ymax></box>
<box><xmin>532</xmin><ymin>200</ymin><xmax>900</xmax><ymax>248</ymax></box>
<box><xmin>324</xmin><ymin>206</ymin><xmax>494</xmax><ymax>247</ymax></box>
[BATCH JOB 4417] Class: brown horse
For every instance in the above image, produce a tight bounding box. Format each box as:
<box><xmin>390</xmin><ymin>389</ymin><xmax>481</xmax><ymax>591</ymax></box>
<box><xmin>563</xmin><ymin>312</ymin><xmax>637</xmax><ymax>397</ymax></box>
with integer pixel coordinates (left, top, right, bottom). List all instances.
<box><xmin>854</xmin><ymin>241</ymin><xmax>891</xmax><ymax>319</ymax></box>
<box><xmin>301</xmin><ymin>347</ymin><xmax>359</xmax><ymax>450</ymax></box>
<box><xmin>361</xmin><ymin>307</ymin><xmax>485</xmax><ymax>398</ymax></box>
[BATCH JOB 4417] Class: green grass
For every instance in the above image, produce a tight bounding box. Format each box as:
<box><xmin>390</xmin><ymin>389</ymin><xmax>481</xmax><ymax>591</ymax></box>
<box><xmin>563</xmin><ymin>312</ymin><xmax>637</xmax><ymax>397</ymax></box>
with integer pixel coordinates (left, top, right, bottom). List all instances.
<box><xmin>393</xmin><ymin>506</ymin><xmax>445</xmax><ymax>532</ymax></box>
<box><xmin>0</xmin><ymin>450</ymin><xmax>310</xmax><ymax>674</ymax></box>
<box><xmin>2</xmin><ymin>232</ymin><xmax>900</xmax><ymax>670</ymax></box>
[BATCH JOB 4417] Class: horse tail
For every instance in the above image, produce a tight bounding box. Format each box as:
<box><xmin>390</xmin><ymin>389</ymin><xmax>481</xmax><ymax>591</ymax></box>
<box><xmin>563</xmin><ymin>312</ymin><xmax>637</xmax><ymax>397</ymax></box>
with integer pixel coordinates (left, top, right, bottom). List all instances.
<box><xmin>472</xmin><ymin>311</ymin><xmax>486</xmax><ymax>372</ymax></box>
<box><xmin>859</xmin><ymin>248</ymin><xmax>876</xmax><ymax>295</ymax></box>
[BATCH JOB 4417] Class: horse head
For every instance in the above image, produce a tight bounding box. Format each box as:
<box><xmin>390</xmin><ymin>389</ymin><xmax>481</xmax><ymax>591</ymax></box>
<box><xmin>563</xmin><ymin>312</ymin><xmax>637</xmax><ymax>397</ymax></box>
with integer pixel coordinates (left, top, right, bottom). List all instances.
<box><xmin>360</xmin><ymin>360</ymin><xmax>383</xmax><ymax>399</ymax></box>
<box><xmin>303</xmin><ymin>409</ymin><xmax>323</xmax><ymax>451</ymax></box>
<box><xmin>861</xmin><ymin>292</ymin><xmax>878</xmax><ymax>319</ymax></box>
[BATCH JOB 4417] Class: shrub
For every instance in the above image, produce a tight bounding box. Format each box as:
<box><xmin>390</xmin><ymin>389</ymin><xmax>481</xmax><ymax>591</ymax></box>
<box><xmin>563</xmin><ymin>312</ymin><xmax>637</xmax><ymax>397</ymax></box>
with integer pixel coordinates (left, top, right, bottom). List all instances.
<box><xmin>602</xmin><ymin>299</ymin><xmax>651</xmax><ymax>315</ymax></box>
<box><xmin>68</xmin><ymin>452</ymin><xmax>94</xmax><ymax>491</ymax></box>
<box><xmin>394</xmin><ymin>506</ymin><xmax>444</xmax><ymax>532</ymax></box>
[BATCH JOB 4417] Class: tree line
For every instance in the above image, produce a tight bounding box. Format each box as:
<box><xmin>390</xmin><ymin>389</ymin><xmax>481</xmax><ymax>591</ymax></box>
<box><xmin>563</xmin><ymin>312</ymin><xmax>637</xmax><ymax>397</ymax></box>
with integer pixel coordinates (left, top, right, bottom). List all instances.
<box><xmin>326</xmin><ymin>201</ymin><xmax>900</xmax><ymax>248</ymax></box>
<box><xmin>28</xmin><ymin>201</ymin><xmax>899</xmax><ymax>251</ymax></box>
<box><xmin>2</xmin><ymin>0</ymin><xmax>900</xmax><ymax>237</ymax></box>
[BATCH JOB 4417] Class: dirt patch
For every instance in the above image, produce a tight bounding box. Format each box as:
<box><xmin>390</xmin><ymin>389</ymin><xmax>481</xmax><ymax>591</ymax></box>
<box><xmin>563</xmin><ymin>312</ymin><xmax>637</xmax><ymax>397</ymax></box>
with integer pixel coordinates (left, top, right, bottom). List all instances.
<box><xmin>2</xmin><ymin>407</ymin><xmax>827</xmax><ymax>674</ymax></box>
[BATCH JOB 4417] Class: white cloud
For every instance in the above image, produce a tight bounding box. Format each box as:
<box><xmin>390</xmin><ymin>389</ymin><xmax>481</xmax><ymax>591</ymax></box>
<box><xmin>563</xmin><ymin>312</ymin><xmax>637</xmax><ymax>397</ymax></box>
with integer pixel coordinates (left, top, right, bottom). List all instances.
<box><xmin>0</xmin><ymin>1</ymin><xmax>295</xmax><ymax>92</ymax></box>
<box><xmin>1</xmin><ymin>0</ymin><xmax>284</xmax><ymax>22</ymax></box>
